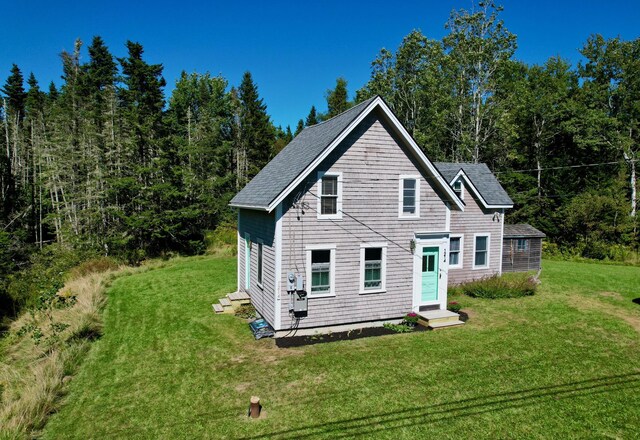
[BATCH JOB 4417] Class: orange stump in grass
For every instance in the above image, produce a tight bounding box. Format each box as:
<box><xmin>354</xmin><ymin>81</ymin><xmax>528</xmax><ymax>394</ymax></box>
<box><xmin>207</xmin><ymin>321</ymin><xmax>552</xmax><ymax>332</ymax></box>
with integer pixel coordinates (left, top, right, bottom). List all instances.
<box><xmin>249</xmin><ymin>396</ymin><xmax>261</xmax><ymax>418</ymax></box>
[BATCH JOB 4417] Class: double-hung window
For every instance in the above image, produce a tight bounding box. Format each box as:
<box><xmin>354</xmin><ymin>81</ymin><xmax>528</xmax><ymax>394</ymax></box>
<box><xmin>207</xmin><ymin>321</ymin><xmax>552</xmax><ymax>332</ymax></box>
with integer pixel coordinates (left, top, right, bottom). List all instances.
<box><xmin>449</xmin><ymin>235</ymin><xmax>463</xmax><ymax>268</ymax></box>
<box><xmin>306</xmin><ymin>245</ymin><xmax>336</xmax><ymax>297</ymax></box>
<box><xmin>317</xmin><ymin>172</ymin><xmax>342</xmax><ymax>219</ymax></box>
<box><xmin>360</xmin><ymin>243</ymin><xmax>387</xmax><ymax>293</ymax></box>
<box><xmin>399</xmin><ymin>176</ymin><xmax>420</xmax><ymax>218</ymax></box>
<box><xmin>473</xmin><ymin>234</ymin><xmax>490</xmax><ymax>269</ymax></box>
<box><xmin>257</xmin><ymin>241</ymin><xmax>263</xmax><ymax>286</ymax></box>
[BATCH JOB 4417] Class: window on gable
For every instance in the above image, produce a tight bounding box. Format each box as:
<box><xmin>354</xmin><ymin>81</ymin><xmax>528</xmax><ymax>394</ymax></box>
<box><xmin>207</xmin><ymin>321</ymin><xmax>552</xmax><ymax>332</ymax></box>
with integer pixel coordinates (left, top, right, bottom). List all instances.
<box><xmin>450</xmin><ymin>236</ymin><xmax>462</xmax><ymax>267</ymax></box>
<box><xmin>318</xmin><ymin>172</ymin><xmax>342</xmax><ymax>219</ymax></box>
<box><xmin>474</xmin><ymin>235</ymin><xmax>489</xmax><ymax>268</ymax></box>
<box><xmin>399</xmin><ymin>176</ymin><xmax>420</xmax><ymax>217</ymax></box>
<box><xmin>311</xmin><ymin>249</ymin><xmax>332</xmax><ymax>294</ymax></box>
<box><xmin>516</xmin><ymin>239</ymin><xmax>528</xmax><ymax>252</ymax></box>
<box><xmin>453</xmin><ymin>179</ymin><xmax>463</xmax><ymax>199</ymax></box>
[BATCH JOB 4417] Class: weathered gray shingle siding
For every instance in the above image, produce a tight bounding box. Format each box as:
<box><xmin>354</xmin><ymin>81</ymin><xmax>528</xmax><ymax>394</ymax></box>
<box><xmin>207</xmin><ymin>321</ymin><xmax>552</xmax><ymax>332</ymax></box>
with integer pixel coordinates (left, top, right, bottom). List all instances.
<box><xmin>238</xmin><ymin>209</ymin><xmax>276</xmax><ymax>326</ymax></box>
<box><xmin>278</xmin><ymin>113</ymin><xmax>448</xmax><ymax>330</ymax></box>
<box><xmin>448</xmin><ymin>180</ymin><xmax>503</xmax><ymax>284</ymax></box>
<box><xmin>502</xmin><ymin>238</ymin><xmax>543</xmax><ymax>272</ymax></box>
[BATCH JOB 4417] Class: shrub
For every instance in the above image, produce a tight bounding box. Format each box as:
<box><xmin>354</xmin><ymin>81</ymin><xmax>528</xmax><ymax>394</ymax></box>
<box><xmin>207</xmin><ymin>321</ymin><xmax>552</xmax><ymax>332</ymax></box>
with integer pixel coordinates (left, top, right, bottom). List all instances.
<box><xmin>67</xmin><ymin>257</ymin><xmax>121</xmax><ymax>280</ymax></box>
<box><xmin>448</xmin><ymin>301</ymin><xmax>462</xmax><ymax>313</ymax></box>
<box><xmin>234</xmin><ymin>304</ymin><xmax>256</xmax><ymax>320</ymax></box>
<box><xmin>383</xmin><ymin>323</ymin><xmax>414</xmax><ymax>333</ymax></box>
<box><xmin>461</xmin><ymin>274</ymin><xmax>537</xmax><ymax>299</ymax></box>
<box><xmin>403</xmin><ymin>312</ymin><xmax>419</xmax><ymax>325</ymax></box>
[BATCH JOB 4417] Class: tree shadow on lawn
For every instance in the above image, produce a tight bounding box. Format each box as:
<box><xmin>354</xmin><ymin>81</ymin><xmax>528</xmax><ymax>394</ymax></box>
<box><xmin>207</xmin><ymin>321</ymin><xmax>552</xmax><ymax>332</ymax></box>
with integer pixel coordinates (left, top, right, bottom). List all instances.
<box><xmin>235</xmin><ymin>371</ymin><xmax>640</xmax><ymax>440</ymax></box>
<box><xmin>632</xmin><ymin>298</ymin><xmax>640</xmax><ymax>305</ymax></box>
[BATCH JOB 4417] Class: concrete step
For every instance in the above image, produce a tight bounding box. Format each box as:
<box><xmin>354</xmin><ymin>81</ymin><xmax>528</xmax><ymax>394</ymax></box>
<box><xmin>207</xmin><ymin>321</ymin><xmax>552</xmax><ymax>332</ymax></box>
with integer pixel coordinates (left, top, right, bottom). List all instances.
<box><xmin>428</xmin><ymin>320</ymin><xmax>465</xmax><ymax>330</ymax></box>
<box><xmin>212</xmin><ymin>303</ymin><xmax>224</xmax><ymax>313</ymax></box>
<box><xmin>219</xmin><ymin>297</ymin><xmax>232</xmax><ymax>307</ymax></box>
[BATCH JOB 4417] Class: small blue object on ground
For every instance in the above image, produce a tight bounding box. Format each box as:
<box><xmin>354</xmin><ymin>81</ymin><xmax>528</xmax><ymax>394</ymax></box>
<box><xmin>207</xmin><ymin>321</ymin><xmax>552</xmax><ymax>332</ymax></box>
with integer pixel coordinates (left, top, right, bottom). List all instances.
<box><xmin>249</xmin><ymin>318</ymin><xmax>275</xmax><ymax>339</ymax></box>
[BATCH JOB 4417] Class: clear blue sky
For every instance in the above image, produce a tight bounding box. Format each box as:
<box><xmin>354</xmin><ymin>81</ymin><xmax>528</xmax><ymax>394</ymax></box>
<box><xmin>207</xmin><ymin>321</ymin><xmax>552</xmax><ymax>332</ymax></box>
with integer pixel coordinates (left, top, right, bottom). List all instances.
<box><xmin>1</xmin><ymin>1</ymin><xmax>639</xmax><ymax>129</ymax></box>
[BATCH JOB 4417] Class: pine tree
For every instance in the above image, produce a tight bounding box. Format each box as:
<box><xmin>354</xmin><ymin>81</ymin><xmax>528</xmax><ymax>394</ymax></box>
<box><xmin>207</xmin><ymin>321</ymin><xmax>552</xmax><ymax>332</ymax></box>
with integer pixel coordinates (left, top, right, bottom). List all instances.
<box><xmin>325</xmin><ymin>77</ymin><xmax>350</xmax><ymax>118</ymax></box>
<box><xmin>305</xmin><ymin>105</ymin><xmax>318</xmax><ymax>125</ymax></box>
<box><xmin>237</xmin><ymin>71</ymin><xmax>274</xmax><ymax>183</ymax></box>
<box><xmin>294</xmin><ymin>119</ymin><xmax>304</xmax><ymax>136</ymax></box>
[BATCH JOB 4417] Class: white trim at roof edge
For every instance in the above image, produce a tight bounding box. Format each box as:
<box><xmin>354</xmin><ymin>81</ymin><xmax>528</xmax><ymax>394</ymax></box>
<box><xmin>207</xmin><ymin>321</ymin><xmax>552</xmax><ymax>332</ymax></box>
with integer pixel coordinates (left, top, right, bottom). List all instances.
<box><xmin>450</xmin><ymin>169</ymin><xmax>514</xmax><ymax>210</ymax></box>
<box><xmin>265</xmin><ymin>96</ymin><xmax>465</xmax><ymax>213</ymax></box>
<box><xmin>228</xmin><ymin>202</ymin><xmax>270</xmax><ymax>211</ymax></box>
<box><xmin>274</xmin><ymin>203</ymin><xmax>283</xmax><ymax>330</ymax></box>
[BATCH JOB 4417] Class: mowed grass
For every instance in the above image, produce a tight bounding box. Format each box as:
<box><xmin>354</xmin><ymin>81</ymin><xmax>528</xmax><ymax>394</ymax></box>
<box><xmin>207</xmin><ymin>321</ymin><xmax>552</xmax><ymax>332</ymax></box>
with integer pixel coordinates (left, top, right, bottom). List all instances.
<box><xmin>42</xmin><ymin>257</ymin><xmax>640</xmax><ymax>439</ymax></box>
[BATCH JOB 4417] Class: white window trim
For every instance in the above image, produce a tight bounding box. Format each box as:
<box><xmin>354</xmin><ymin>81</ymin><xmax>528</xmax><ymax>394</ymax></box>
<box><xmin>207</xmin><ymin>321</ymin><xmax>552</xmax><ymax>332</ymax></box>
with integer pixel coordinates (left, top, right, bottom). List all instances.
<box><xmin>359</xmin><ymin>242</ymin><xmax>387</xmax><ymax>294</ymax></box>
<box><xmin>316</xmin><ymin>171</ymin><xmax>343</xmax><ymax>220</ymax></box>
<box><xmin>472</xmin><ymin>233</ymin><xmax>491</xmax><ymax>270</ymax></box>
<box><xmin>453</xmin><ymin>179</ymin><xmax>464</xmax><ymax>200</ymax></box>
<box><xmin>305</xmin><ymin>244</ymin><xmax>336</xmax><ymax>298</ymax></box>
<box><xmin>449</xmin><ymin>234</ymin><xmax>464</xmax><ymax>269</ymax></box>
<box><xmin>244</xmin><ymin>233</ymin><xmax>251</xmax><ymax>290</ymax></box>
<box><xmin>256</xmin><ymin>239</ymin><xmax>264</xmax><ymax>289</ymax></box>
<box><xmin>398</xmin><ymin>175</ymin><xmax>420</xmax><ymax>219</ymax></box>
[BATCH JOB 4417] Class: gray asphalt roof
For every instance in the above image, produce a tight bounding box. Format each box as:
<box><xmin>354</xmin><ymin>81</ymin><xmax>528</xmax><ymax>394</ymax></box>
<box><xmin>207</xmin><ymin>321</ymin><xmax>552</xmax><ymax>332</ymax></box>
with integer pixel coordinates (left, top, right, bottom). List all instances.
<box><xmin>434</xmin><ymin>162</ymin><xmax>513</xmax><ymax>207</ymax></box>
<box><xmin>504</xmin><ymin>224</ymin><xmax>546</xmax><ymax>238</ymax></box>
<box><xmin>230</xmin><ymin>97</ymin><xmax>377</xmax><ymax>210</ymax></box>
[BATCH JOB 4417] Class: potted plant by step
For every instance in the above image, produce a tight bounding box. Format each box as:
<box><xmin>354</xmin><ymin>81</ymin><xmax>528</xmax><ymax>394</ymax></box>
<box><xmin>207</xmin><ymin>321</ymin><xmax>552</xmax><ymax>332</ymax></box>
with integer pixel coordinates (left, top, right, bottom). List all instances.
<box><xmin>448</xmin><ymin>301</ymin><xmax>462</xmax><ymax>313</ymax></box>
<box><xmin>403</xmin><ymin>312</ymin><xmax>419</xmax><ymax>328</ymax></box>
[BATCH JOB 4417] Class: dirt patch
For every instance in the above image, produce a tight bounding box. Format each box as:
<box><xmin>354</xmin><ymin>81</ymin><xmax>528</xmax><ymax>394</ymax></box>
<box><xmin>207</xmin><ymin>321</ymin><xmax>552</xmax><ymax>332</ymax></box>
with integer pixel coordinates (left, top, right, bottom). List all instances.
<box><xmin>569</xmin><ymin>295</ymin><xmax>640</xmax><ymax>334</ymax></box>
<box><xmin>599</xmin><ymin>291</ymin><xmax>623</xmax><ymax>299</ymax></box>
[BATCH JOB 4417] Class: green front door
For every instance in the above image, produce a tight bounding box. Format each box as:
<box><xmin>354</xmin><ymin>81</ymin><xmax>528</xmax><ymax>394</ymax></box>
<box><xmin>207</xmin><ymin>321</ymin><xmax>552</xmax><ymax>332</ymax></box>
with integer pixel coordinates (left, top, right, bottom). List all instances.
<box><xmin>421</xmin><ymin>247</ymin><xmax>439</xmax><ymax>302</ymax></box>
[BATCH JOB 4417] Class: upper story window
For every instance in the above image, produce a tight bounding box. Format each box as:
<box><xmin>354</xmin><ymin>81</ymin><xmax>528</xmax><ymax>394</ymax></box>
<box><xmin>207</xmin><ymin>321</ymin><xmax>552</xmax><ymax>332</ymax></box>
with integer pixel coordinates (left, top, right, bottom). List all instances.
<box><xmin>317</xmin><ymin>171</ymin><xmax>342</xmax><ymax>219</ymax></box>
<box><xmin>399</xmin><ymin>175</ymin><xmax>420</xmax><ymax>218</ymax></box>
<box><xmin>453</xmin><ymin>179</ymin><xmax>463</xmax><ymax>199</ymax></box>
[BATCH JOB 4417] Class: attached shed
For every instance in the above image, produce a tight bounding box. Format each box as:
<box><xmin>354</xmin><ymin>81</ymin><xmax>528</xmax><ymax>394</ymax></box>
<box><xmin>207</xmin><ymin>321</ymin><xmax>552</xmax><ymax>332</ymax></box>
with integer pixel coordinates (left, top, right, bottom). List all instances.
<box><xmin>502</xmin><ymin>224</ymin><xmax>546</xmax><ymax>273</ymax></box>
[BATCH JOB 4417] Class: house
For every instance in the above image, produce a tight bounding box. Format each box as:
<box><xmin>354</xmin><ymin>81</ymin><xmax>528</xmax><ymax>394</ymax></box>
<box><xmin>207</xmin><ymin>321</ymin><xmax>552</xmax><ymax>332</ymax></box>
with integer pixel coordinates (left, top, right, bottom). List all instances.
<box><xmin>502</xmin><ymin>224</ymin><xmax>546</xmax><ymax>273</ymax></box>
<box><xmin>229</xmin><ymin>96</ymin><xmax>513</xmax><ymax>336</ymax></box>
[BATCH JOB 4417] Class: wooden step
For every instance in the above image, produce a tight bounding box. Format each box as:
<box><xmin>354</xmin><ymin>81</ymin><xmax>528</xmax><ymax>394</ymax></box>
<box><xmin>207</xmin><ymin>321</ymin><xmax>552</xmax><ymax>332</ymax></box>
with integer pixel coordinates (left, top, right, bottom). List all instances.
<box><xmin>418</xmin><ymin>310</ymin><xmax>461</xmax><ymax>326</ymax></box>
<box><xmin>227</xmin><ymin>291</ymin><xmax>251</xmax><ymax>305</ymax></box>
<box><xmin>212</xmin><ymin>303</ymin><xmax>224</xmax><ymax>313</ymax></box>
<box><xmin>219</xmin><ymin>297</ymin><xmax>232</xmax><ymax>307</ymax></box>
<box><xmin>428</xmin><ymin>320</ymin><xmax>465</xmax><ymax>330</ymax></box>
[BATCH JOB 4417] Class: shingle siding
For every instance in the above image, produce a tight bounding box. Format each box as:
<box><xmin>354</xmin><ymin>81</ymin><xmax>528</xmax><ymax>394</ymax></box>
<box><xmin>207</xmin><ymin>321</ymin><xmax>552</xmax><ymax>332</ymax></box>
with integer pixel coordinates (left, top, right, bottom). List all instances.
<box><xmin>448</xmin><ymin>180</ymin><xmax>503</xmax><ymax>285</ymax></box>
<box><xmin>278</xmin><ymin>113</ymin><xmax>448</xmax><ymax>330</ymax></box>
<box><xmin>238</xmin><ymin>209</ymin><xmax>276</xmax><ymax>327</ymax></box>
<box><xmin>502</xmin><ymin>238</ymin><xmax>543</xmax><ymax>272</ymax></box>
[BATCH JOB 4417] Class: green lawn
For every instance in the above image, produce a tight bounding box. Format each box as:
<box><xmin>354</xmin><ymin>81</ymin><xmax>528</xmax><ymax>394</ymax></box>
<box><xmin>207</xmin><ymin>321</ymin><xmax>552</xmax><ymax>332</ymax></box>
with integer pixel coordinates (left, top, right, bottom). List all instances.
<box><xmin>42</xmin><ymin>257</ymin><xmax>640</xmax><ymax>439</ymax></box>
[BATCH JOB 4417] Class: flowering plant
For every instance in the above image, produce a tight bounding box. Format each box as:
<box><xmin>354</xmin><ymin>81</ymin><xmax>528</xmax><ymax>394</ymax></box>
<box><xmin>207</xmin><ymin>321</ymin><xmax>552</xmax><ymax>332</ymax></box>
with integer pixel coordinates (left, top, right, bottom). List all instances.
<box><xmin>403</xmin><ymin>312</ymin><xmax>419</xmax><ymax>325</ymax></box>
<box><xmin>448</xmin><ymin>301</ymin><xmax>462</xmax><ymax>313</ymax></box>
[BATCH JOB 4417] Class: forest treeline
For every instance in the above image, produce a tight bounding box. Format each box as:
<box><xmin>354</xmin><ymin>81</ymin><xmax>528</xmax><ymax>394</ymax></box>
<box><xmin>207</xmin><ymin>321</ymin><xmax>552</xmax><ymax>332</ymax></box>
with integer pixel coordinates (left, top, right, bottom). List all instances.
<box><xmin>1</xmin><ymin>2</ymin><xmax>638</xmax><ymax>318</ymax></box>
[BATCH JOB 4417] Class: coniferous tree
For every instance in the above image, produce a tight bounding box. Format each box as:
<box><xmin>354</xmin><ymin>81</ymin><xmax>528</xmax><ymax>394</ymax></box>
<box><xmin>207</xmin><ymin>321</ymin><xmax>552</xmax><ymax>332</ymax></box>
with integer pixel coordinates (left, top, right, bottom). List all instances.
<box><xmin>236</xmin><ymin>71</ymin><xmax>274</xmax><ymax>183</ymax></box>
<box><xmin>294</xmin><ymin>118</ymin><xmax>304</xmax><ymax>136</ymax></box>
<box><xmin>305</xmin><ymin>105</ymin><xmax>318</xmax><ymax>125</ymax></box>
<box><xmin>325</xmin><ymin>77</ymin><xmax>350</xmax><ymax>118</ymax></box>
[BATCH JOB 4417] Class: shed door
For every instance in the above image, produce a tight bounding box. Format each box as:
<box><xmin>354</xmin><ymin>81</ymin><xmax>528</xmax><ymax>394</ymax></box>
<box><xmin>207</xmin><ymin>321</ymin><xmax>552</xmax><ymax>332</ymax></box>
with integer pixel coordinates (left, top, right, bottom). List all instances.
<box><xmin>421</xmin><ymin>247</ymin><xmax>439</xmax><ymax>302</ymax></box>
